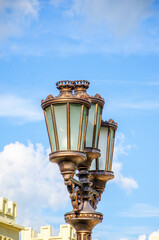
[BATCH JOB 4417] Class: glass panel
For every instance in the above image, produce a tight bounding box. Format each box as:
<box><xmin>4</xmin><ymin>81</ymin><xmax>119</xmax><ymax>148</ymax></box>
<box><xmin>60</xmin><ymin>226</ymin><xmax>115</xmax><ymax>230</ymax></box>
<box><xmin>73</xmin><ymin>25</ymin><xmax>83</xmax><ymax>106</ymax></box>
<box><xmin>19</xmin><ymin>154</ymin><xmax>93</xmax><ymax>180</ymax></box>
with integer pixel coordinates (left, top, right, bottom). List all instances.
<box><xmin>98</xmin><ymin>126</ymin><xmax>108</xmax><ymax>170</ymax></box>
<box><xmin>90</xmin><ymin>158</ymin><xmax>96</xmax><ymax>170</ymax></box>
<box><xmin>94</xmin><ymin>105</ymin><xmax>101</xmax><ymax>148</ymax></box>
<box><xmin>70</xmin><ymin>104</ymin><xmax>81</xmax><ymax>150</ymax></box>
<box><xmin>108</xmin><ymin>128</ymin><xmax>114</xmax><ymax>170</ymax></box>
<box><xmin>80</xmin><ymin>106</ymin><xmax>87</xmax><ymax>151</ymax></box>
<box><xmin>45</xmin><ymin>106</ymin><xmax>56</xmax><ymax>151</ymax></box>
<box><xmin>86</xmin><ymin>104</ymin><xmax>96</xmax><ymax>147</ymax></box>
<box><xmin>54</xmin><ymin>104</ymin><xmax>67</xmax><ymax>150</ymax></box>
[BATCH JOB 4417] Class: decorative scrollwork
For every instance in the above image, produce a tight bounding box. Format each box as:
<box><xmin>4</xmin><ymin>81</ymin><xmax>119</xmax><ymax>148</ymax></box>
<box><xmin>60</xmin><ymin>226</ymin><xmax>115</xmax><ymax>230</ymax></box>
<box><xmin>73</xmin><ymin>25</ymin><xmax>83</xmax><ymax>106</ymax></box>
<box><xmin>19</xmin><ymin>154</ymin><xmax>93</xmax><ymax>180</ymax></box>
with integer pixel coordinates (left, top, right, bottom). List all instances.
<box><xmin>66</xmin><ymin>181</ymin><xmax>83</xmax><ymax>213</ymax></box>
<box><xmin>89</xmin><ymin>193</ymin><xmax>101</xmax><ymax>210</ymax></box>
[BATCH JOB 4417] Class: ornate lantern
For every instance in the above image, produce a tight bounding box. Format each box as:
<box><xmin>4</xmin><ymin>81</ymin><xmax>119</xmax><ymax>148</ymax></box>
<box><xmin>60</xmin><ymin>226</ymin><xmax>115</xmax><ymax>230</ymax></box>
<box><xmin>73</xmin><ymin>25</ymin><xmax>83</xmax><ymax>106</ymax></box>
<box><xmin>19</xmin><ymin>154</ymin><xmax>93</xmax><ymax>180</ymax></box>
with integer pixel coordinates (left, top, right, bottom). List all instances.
<box><xmin>73</xmin><ymin>80</ymin><xmax>105</xmax><ymax>168</ymax></box>
<box><xmin>41</xmin><ymin>81</ymin><xmax>91</xmax><ymax>182</ymax></box>
<box><xmin>41</xmin><ymin>81</ymin><xmax>118</xmax><ymax>240</ymax></box>
<box><xmin>89</xmin><ymin>119</ymin><xmax>118</xmax><ymax>194</ymax></box>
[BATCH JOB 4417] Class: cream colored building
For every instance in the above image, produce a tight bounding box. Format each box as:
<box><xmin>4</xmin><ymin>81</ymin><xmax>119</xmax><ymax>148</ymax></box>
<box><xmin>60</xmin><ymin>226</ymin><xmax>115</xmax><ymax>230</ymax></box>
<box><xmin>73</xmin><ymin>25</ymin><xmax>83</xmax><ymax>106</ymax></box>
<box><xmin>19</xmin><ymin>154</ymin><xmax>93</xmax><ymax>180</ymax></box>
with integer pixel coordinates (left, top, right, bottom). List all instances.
<box><xmin>0</xmin><ymin>197</ymin><xmax>24</xmax><ymax>240</ymax></box>
<box><xmin>21</xmin><ymin>224</ymin><xmax>76</xmax><ymax>240</ymax></box>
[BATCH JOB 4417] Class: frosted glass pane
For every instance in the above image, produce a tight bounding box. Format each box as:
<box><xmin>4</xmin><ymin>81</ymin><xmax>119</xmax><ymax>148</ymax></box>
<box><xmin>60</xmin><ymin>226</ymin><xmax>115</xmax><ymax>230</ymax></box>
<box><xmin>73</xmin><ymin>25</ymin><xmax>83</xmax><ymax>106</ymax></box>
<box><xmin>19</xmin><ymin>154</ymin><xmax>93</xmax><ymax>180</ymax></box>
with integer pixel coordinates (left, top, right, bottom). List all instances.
<box><xmin>80</xmin><ymin>106</ymin><xmax>87</xmax><ymax>151</ymax></box>
<box><xmin>86</xmin><ymin>104</ymin><xmax>96</xmax><ymax>147</ymax></box>
<box><xmin>45</xmin><ymin>106</ymin><xmax>56</xmax><ymax>151</ymax></box>
<box><xmin>54</xmin><ymin>104</ymin><xmax>67</xmax><ymax>150</ymax></box>
<box><xmin>98</xmin><ymin>127</ymin><xmax>108</xmax><ymax>170</ymax></box>
<box><xmin>94</xmin><ymin>105</ymin><xmax>101</xmax><ymax>148</ymax></box>
<box><xmin>70</xmin><ymin>104</ymin><xmax>81</xmax><ymax>150</ymax></box>
<box><xmin>108</xmin><ymin>128</ymin><xmax>114</xmax><ymax>170</ymax></box>
<box><xmin>90</xmin><ymin>158</ymin><xmax>96</xmax><ymax>170</ymax></box>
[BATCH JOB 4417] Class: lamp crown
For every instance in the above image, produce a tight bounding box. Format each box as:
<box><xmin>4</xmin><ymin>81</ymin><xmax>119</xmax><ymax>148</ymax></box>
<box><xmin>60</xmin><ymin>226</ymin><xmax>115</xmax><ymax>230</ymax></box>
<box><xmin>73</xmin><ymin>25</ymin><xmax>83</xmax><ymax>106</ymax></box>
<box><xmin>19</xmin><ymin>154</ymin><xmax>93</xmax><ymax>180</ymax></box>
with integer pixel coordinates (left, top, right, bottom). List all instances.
<box><xmin>74</xmin><ymin>80</ymin><xmax>90</xmax><ymax>91</ymax></box>
<box><xmin>73</xmin><ymin>80</ymin><xmax>90</xmax><ymax>99</ymax></box>
<box><xmin>56</xmin><ymin>80</ymin><xmax>74</xmax><ymax>97</ymax></box>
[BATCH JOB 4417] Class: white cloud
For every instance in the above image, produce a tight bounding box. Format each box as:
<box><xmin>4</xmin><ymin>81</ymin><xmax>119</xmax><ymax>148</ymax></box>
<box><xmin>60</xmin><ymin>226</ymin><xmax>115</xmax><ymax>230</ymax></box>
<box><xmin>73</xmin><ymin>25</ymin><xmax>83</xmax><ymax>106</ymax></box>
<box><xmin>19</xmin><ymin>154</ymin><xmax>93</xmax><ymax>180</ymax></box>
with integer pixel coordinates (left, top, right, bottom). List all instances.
<box><xmin>138</xmin><ymin>235</ymin><xmax>147</xmax><ymax>240</ymax></box>
<box><xmin>0</xmin><ymin>142</ymin><xmax>68</xmax><ymax>229</ymax></box>
<box><xmin>62</xmin><ymin>0</ymin><xmax>158</xmax><ymax>55</ymax></box>
<box><xmin>0</xmin><ymin>0</ymin><xmax>158</xmax><ymax>56</ymax></box>
<box><xmin>113</xmin><ymin>162</ymin><xmax>138</xmax><ymax>192</ymax></box>
<box><xmin>0</xmin><ymin>94</ymin><xmax>43</xmax><ymax>122</ymax></box>
<box><xmin>58</xmin><ymin>0</ymin><xmax>159</xmax><ymax>55</ymax></box>
<box><xmin>0</xmin><ymin>0</ymin><xmax>40</xmax><ymax>40</ymax></box>
<box><xmin>113</xmin><ymin>133</ymin><xmax>133</xmax><ymax>160</ymax></box>
<box><xmin>66</xmin><ymin>0</ymin><xmax>154</xmax><ymax>38</ymax></box>
<box><xmin>112</xmin><ymin>133</ymin><xmax>138</xmax><ymax>192</ymax></box>
<box><xmin>138</xmin><ymin>229</ymin><xmax>159</xmax><ymax>240</ymax></box>
<box><xmin>119</xmin><ymin>204</ymin><xmax>159</xmax><ymax>218</ymax></box>
<box><xmin>149</xmin><ymin>230</ymin><xmax>159</xmax><ymax>240</ymax></box>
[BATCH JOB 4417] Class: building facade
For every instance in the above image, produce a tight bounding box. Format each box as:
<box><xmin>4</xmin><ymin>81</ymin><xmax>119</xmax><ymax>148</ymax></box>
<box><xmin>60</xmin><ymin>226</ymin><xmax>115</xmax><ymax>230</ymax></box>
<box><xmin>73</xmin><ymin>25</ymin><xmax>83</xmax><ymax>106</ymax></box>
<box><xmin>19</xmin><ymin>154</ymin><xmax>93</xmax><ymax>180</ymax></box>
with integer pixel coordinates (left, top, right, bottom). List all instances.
<box><xmin>21</xmin><ymin>224</ymin><xmax>76</xmax><ymax>240</ymax></box>
<box><xmin>0</xmin><ymin>197</ymin><xmax>24</xmax><ymax>240</ymax></box>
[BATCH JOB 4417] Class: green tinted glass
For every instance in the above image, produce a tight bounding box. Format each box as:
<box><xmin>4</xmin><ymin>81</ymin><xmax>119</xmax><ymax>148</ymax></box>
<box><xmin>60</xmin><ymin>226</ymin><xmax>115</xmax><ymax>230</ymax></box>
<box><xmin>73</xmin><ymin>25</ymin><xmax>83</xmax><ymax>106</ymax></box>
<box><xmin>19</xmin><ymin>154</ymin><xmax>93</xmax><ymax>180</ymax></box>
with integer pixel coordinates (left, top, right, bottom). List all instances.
<box><xmin>90</xmin><ymin>158</ymin><xmax>96</xmax><ymax>170</ymax></box>
<box><xmin>98</xmin><ymin>127</ymin><xmax>108</xmax><ymax>170</ymax></box>
<box><xmin>94</xmin><ymin>105</ymin><xmax>101</xmax><ymax>148</ymax></box>
<box><xmin>80</xmin><ymin>106</ymin><xmax>87</xmax><ymax>151</ymax></box>
<box><xmin>54</xmin><ymin>104</ymin><xmax>67</xmax><ymax>150</ymax></box>
<box><xmin>86</xmin><ymin>103</ymin><xmax>96</xmax><ymax>147</ymax></box>
<box><xmin>45</xmin><ymin>106</ymin><xmax>56</xmax><ymax>151</ymax></box>
<box><xmin>70</xmin><ymin>104</ymin><xmax>81</xmax><ymax>150</ymax></box>
<box><xmin>108</xmin><ymin>128</ymin><xmax>114</xmax><ymax>170</ymax></box>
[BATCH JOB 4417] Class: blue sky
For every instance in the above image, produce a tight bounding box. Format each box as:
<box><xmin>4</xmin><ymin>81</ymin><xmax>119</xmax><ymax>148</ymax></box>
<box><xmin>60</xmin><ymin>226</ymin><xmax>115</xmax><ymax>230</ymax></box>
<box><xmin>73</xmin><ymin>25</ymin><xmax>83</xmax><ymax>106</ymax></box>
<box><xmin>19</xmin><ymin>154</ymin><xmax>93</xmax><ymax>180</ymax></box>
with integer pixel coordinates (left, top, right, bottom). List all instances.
<box><xmin>0</xmin><ymin>1</ymin><xmax>159</xmax><ymax>240</ymax></box>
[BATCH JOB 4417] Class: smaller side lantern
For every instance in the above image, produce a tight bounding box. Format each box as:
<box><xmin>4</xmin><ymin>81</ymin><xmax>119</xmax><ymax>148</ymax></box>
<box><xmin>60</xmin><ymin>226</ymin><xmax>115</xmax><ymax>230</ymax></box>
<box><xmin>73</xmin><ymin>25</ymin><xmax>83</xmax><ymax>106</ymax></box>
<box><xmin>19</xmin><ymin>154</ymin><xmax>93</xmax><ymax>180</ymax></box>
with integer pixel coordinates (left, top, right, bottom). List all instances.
<box><xmin>89</xmin><ymin>119</ymin><xmax>117</xmax><ymax>195</ymax></box>
<box><xmin>73</xmin><ymin>80</ymin><xmax>105</xmax><ymax>168</ymax></box>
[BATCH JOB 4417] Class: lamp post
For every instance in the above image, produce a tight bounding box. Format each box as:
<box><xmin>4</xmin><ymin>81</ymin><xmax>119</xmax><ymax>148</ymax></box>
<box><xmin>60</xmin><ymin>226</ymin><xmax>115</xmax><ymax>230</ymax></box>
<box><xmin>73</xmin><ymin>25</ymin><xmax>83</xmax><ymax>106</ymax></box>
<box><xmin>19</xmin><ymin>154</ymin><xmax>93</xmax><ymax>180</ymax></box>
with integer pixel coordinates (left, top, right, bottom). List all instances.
<box><xmin>41</xmin><ymin>80</ymin><xmax>117</xmax><ymax>240</ymax></box>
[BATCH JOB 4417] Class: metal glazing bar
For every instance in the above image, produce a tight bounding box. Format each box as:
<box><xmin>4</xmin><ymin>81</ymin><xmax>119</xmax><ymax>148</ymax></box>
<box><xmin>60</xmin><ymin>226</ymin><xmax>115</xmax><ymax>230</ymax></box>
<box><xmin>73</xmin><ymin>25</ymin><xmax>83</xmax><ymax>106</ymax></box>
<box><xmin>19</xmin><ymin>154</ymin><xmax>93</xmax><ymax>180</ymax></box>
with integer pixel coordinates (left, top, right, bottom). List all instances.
<box><xmin>67</xmin><ymin>102</ymin><xmax>71</xmax><ymax>150</ymax></box>
<box><xmin>51</xmin><ymin>105</ymin><xmax>59</xmax><ymax>151</ymax></box>
<box><xmin>106</xmin><ymin>127</ymin><xmax>110</xmax><ymax>170</ymax></box>
<box><xmin>44</xmin><ymin>110</ymin><xmax>54</xmax><ymax>152</ymax></box>
<box><xmin>82</xmin><ymin>109</ymin><xmax>89</xmax><ymax>150</ymax></box>
<box><xmin>96</xmin><ymin>108</ymin><xmax>103</xmax><ymax>148</ymax></box>
<box><xmin>92</xmin><ymin>103</ymin><xmax>98</xmax><ymax>148</ymax></box>
<box><xmin>109</xmin><ymin>130</ymin><xmax>116</xmax><ymax>171</ymax></box>
<box><xmin>78</xmin><ymin>105</ymin><xmax>84</xmax><ymax>150</ymax></box>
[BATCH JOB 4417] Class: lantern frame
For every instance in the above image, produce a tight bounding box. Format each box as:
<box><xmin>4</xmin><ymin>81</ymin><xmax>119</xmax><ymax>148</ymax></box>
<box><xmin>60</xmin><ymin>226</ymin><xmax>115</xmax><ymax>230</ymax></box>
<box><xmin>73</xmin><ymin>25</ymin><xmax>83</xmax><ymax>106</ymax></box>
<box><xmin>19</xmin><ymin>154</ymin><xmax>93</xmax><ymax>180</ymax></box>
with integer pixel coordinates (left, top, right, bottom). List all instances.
<box><xmin>90</xmin><ymin>119</ymin><xmax>117</xmax><ymax>171</ymax></box>
<box><xmin>41</xmin><ymin>80</ymin><xmax>91</xmax><ymax>182</ymax></box>
<box><xmin>89</xmin><ymin>119</ymin><xmax>117</xmax><ymax>195</ymax></box>
<box><xmin>73</xmin><ymin>80</ymin><xmax>105</xmax><ymax>169</ymax></box>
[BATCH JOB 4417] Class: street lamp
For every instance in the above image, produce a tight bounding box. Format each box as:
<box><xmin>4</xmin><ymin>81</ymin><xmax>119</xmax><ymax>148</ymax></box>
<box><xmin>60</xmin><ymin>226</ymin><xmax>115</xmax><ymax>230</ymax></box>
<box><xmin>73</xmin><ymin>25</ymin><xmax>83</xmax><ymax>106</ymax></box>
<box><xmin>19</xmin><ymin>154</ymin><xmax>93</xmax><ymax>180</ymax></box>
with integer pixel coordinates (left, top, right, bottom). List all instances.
<box><xmin>41</xmin><ymin>81</ymin><xmax>118</xmax><ymax>240</ymax></box>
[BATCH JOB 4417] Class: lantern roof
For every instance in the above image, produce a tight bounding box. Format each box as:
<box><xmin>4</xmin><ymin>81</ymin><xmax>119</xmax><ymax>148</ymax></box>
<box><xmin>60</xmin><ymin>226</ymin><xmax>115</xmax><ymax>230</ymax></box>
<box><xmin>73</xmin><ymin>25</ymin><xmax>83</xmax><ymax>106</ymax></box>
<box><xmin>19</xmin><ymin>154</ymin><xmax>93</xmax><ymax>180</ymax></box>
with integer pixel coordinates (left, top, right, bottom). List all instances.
<box><xmin>41</xmin><ymin>80</ymin><xmax>91</xmax><ymax>109</ymax></box>
<box><xmin>73</xmin><ymin>80</ymin><xmax>105</xmax><ymax>107</ymax></box>
<box><xmin>101</xmin><ymin>119</ymin><xmax>118</xmax><ymax>130</ymax></box>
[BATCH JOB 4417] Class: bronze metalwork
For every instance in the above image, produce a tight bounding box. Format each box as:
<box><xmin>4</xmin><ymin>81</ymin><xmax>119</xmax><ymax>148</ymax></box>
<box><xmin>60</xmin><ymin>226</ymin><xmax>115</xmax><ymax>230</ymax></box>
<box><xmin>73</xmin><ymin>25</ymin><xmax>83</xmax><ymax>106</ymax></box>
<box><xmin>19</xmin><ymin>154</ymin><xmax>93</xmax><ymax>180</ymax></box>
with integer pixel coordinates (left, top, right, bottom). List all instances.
<box><xmin>41</xmin><ymin>80</ymin><xmax>91</xmax><ymax>182</ymax></box>
<box><xmin>41</xmin><ymin>80</ymin><xmax>118</xmax><ymax>240</ymax></box>
<box><xmin>102</xmin><ymin>119</ymin><xmax>117</xmax><ymax>172</ymax></box>
<box><xmin>73</xmin><ymin>80</ymin><xmax>104</xmax><ymax>167</ymax></box>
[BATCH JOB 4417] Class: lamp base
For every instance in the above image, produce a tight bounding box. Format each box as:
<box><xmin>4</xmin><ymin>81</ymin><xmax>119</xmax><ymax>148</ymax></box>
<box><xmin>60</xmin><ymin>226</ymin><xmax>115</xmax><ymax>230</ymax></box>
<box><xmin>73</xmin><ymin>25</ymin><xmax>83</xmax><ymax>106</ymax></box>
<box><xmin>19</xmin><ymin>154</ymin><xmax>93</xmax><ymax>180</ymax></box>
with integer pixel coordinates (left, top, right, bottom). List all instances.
<box><xmin>65</xmin><ymin>201</ymin><xmax>103</xmax><ymax>240</ymax></box>
<box><xmin>89</xmin><ymin>170</ymin><xmax>114</xmax><ymax>194</ymax></box>
<box><xmin>77</xmin><ymin>148</ymin><xmax>100</xmax><ymax>170</ymax></box>
<box><xmin>49</xmin><ymin>150</ymin><xmax>86</xmax><ymax>182</ymax></box>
